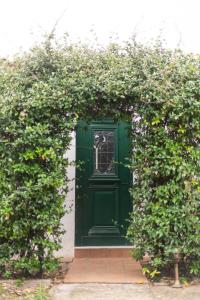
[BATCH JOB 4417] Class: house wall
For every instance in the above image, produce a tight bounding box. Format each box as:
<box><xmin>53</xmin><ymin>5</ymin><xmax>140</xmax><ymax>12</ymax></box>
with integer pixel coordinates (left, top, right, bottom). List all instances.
<box><xmin>56</xmin><ymin>132</ymin><xmax>76</xmax><ymax>261</ymax></box>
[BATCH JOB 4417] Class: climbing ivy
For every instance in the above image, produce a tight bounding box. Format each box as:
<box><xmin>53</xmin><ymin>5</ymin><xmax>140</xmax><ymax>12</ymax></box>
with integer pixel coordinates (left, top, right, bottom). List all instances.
<box><xmin>0</xmin><ymin>37</ymin><xmax>199</xmax><ymax>276</ymax></box>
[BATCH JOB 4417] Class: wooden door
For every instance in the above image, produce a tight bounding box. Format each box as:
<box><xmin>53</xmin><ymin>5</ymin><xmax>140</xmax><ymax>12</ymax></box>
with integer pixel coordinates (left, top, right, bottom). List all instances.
<box><xmin>75</xmin><ymin>120</ymin><xmax>132</xmax><ymax>246</ymax></box>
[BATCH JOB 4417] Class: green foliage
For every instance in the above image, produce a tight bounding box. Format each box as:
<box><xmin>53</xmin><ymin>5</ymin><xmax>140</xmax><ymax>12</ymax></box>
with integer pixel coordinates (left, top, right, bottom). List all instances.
<box><xmin>142</xmin><ymin>267</ymin><xmax>160</xmax><ymax>279</ymax></box>
<box><xmin>0</xmin><ymin>41</ymin><xmax>75</xmax><ymax>276</ymax></box>
<box><xmin>15</xmin><ymin>278</ymin><xmax>25</xmax><ymax>287</ymax></box>
<box><xmin>0</xmin><ymin>36</ymin><xmax>199</xmax><ymax>276</ymax></box>
<box><xmin>24</xmin><ymin>286</ymin><xmax>49</xmax><ymax>300</ymax></box>
<box><xmin>126</xmin><ymin>45</ymin><xmax>200</xmax><ymax>274</ymax></box>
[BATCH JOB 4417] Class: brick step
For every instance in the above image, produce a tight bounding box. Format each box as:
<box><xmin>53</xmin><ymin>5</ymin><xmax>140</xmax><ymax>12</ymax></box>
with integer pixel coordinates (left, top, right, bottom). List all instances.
<box><xmin>75</xmin><ymin>247</ymin><xmax>133</xmax><ymax>258</ymax></box>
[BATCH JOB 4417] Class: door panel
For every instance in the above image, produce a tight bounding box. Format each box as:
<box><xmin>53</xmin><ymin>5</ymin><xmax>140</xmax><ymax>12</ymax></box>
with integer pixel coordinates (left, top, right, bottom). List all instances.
<box><xmin>76</xmin><ymin>120</ymin><xmax>132</xmax><ymax>246</ymax></box>
<box><xmin>92</xmin><ymin>188</ymin><xmax>117</xmax><ymax>226</ymax></box>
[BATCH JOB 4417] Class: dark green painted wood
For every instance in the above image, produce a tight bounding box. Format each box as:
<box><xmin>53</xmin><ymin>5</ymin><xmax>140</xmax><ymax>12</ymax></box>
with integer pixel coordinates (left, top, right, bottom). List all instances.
<box><xmin>75</xmin><ymin>120</ymin><xmax>132</xmax><ymax>246</ymax></box>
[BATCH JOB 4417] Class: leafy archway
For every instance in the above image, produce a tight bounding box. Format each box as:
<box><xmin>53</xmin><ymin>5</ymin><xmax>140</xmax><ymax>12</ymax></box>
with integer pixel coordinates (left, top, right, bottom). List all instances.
<box><xmin>0</xmin><ymin>38</ymin><xmax>199</xmax><ymax>277</ymax></box>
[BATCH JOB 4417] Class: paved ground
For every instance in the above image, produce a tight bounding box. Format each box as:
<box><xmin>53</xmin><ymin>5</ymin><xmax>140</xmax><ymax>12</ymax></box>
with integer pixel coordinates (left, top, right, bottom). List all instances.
<box><xmin>64</xmin><ymin>257</ymin><xmax>147</xmax><ymax>283</ymax></box>
<box><xmin>50</xmin><ymin>283</ymin><xmax>200</xmax><ymax>300</ymax></box>
<box><xmin>51</xmin><ymin>249</ymin><xmax>200</xmax><ymax>299</ymax></box>
<box><xmin>64</xmin><ymin>248</ymin><xmax>147</xmax><ymax>284</ymax></box>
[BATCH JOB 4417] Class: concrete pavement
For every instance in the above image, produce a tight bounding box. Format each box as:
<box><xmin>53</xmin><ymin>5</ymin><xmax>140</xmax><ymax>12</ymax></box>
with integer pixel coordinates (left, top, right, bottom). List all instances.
<box><xmin>50</xmin><ymin>283</ymin><xmax>200</xmax><ymax>300</ymax></box>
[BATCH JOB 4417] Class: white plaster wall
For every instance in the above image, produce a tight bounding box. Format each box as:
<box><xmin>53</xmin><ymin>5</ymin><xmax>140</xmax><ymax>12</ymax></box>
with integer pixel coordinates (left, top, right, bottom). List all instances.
<box><xmin>56</xmin><ymin>132</ymin><xmax>76</xmax><ymax>261</ymax></box>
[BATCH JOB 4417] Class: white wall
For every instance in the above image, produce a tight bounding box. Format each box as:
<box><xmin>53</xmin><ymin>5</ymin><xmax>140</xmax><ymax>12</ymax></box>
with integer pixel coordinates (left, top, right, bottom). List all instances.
<box><xmin>56</xmin><ymin>132</ymin><xmax>76</xmax><ymax>261</ymax></box>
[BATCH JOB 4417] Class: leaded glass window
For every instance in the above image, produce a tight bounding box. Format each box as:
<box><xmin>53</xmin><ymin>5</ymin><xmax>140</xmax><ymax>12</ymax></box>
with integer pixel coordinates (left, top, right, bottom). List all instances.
<box><xmin>93</xmin><ymin>130</ymin><xmax>115</xmax><ymax>175</ymax></box>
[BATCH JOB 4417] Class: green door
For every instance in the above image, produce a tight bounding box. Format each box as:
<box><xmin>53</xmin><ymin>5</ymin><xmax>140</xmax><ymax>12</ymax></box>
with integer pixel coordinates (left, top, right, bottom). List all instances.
<box><xmin>76</xmin><ymin>120</ymin><xmax>132</xmax><ymax>246</ymax></box>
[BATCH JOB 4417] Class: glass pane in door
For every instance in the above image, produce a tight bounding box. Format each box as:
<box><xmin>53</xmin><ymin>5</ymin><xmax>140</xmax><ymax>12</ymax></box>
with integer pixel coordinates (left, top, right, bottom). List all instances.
<box><xmin>93</xmin><ymin>130</ymin><xmax>115</xmax><ymax>175</ymax></box>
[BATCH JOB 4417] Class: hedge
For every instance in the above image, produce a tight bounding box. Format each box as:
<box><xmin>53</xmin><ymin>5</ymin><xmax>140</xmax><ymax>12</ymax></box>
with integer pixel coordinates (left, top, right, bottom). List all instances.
<box><xmin>0</xmin><ymin>37</ymin><xmax>199</xmax><ymax>277</ymax></box>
